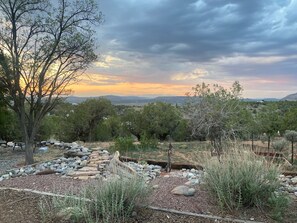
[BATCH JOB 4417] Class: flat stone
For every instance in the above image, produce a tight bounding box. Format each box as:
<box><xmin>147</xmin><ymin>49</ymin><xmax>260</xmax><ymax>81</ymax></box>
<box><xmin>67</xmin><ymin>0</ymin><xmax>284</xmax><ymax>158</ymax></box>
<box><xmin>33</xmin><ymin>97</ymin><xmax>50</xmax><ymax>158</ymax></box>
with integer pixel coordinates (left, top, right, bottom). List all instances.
<box><xmin>79</xmin><ymin>167</ymin><xmax>98</xmax><ymax>171</ymax></box>
<box><xmin>67</xmin><ymin>171</ymin><xmax>100</xmax><ymax>176</ymax></box>
<box><xmin>185</xmin><ymin>179</ymin><xmax>200</xmax><ymax>186</ymax></box>
<box><xmin>171</xmin><ymin>185</ymin><xmax>196</xmax><ymax>196</ymax></box>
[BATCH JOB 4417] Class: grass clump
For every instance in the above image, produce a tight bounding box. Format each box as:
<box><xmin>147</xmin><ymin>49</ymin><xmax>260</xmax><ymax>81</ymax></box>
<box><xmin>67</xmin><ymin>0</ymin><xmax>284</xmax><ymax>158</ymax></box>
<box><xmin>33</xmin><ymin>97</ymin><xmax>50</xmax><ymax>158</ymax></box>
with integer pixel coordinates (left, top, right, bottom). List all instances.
<box><xmin>40</xmin><ymin>176</ymin><xmax>151</xmax><ymax>223</ymax></box>
<box><xmin>271</xmin><ymin>139</ymin><xmax>288</xmax><ymax>152</ymax></box>
<box><xmin>114</xmin><ymin>136</ymin><xmax>135</xmax><ymax>153</ymax></box>
<box><xmin>204</xmin><ymin>147</ymin><xmax>289</xmax><ymax>219</ymax></box>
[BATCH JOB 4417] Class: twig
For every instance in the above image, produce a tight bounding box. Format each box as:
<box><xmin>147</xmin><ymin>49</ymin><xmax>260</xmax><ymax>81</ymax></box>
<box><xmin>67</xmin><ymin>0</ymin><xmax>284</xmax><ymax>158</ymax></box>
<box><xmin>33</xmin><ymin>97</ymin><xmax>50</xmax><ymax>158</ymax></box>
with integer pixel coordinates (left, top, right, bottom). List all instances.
<box><xmin>0</xmin><ymin>196</ymin><xmax>31</xmax><ymax>207</ymax></box>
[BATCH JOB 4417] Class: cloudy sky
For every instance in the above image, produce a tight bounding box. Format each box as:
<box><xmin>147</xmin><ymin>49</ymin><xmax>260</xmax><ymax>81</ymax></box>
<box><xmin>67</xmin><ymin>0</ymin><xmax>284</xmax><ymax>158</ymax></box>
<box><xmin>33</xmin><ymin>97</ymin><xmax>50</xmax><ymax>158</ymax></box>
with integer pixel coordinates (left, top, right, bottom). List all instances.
<box><xmin>73</xmin><ymin>0</ymin><xmax>297</xmax><ymax>98</ymax></box>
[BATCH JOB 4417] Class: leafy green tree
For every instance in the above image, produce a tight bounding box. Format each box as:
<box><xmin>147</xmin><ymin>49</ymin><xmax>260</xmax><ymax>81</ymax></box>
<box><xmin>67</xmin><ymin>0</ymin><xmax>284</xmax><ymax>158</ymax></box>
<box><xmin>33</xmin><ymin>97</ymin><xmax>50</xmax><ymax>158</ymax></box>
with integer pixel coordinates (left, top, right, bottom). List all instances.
<box><xmin>282</xmin><ymin>107</ymin><xmax>297</xmax><ymax>132</ymax></box>
<box><xmin>284</xmin><ymin>130</ymin><xmax>297</xmax><ymax>164</ymax></box>
<box><xmin>142</xmin><ymin>102</ymin><xmax>182</xmax><ymax>140</ymax></box>
<box><xmin>0</xmin><ymin>105</ymin><xmax>21</xmax><ymax>140</ymax></box>
<box><xmin>121</xmin><ymin>108</ymin><xmax>143</xmax><ymax>140</ymax></box>
<box><xmin>185</xmin><ymin>81</ymin><xmax>243</xmax><ymax>156</ymax></box>
<box><xmin>68</xmin><ymin>98</ymin><xmax>115</xmax><ymax>142</ymax></box>
<box><xmin>0</xmin><ymin>0</ymin><xmax>102</xmax><ymax>164</ymax></box>
<box><xmin>257</xmin><ymin>103</ymin><xmax>282</xmax><ymax>151</ymax></box>
<box><xmin>95</xmin><ymin>115</ymin><xmax>122</xmax><ymax>141</ymax></box>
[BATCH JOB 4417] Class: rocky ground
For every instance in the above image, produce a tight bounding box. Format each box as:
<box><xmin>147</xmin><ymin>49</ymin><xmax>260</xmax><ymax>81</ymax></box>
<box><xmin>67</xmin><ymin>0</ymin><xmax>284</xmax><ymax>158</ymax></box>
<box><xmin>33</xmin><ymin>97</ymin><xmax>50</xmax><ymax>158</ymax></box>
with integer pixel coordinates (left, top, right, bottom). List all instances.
<box><xmin>0</xmin><ymin>141</ymin><xmax>297</xmax><ymax>222</ymax></box>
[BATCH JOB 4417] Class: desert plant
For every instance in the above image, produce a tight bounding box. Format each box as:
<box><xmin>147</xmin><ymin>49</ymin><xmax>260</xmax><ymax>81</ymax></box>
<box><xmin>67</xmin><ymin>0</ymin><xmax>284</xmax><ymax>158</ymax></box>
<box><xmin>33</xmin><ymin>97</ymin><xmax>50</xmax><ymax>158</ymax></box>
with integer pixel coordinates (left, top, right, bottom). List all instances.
<box><xmin>40</xmin><ymin>177</ymin><xmax>151</xmax><ymax>223</ymax></box>
<box><xmin>271</xmin><ymin>139</ymin><xmax>288</xmax><ymax>152</ymax></box>
<box><xmin>204</xmin><ymin>147</ymin><xmax>286</xmax><ymax>215</ymax></box>
<box><xmin>139</xmin><ymin>133</ymin><xmax>158</xmax><ymax>150</ymax></box>
<box><xmin>114</xmin><ymin>136</ymin><xmax>135</xmax><ymax>153</ymax></box>
<box><xmin>268</xmin><ymin>192</ymin><xmax>291</xmax><ymax>222</ymax></box>
<box><xmin>87</xmin><ymin>177</ymin><xmax>151</xmax><ymax>222</ymax></box>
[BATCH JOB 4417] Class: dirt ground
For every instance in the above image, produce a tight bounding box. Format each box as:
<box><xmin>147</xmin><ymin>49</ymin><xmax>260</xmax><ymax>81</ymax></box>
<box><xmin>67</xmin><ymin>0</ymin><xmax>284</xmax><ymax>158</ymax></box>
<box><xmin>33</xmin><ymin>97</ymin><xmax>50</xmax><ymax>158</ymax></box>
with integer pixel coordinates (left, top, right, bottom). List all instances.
<box><xmin>1</xmin><ymin>143</ymin><xmax>297</xmax><ymax>223</ymax></box>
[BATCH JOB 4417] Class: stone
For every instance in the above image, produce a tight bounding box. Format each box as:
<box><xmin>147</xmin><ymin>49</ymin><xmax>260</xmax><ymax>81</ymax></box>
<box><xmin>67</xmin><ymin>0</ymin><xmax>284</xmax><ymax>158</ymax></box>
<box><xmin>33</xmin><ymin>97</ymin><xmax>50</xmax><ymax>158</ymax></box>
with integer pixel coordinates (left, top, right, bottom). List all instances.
<box><xmin>291</xmin><ymin>177</ymin><xmax>297</xmax><ymax>185</ymax></box>
<box><xmin>185</xmin><ymin>179</ymin><xmax>200</xmax><ymax>186</ymax></box>
<box><xmin>7</xmin><ymin>142</ymin><xmax>14</xmax><ymax>147</ymax></box>
<box><xmin>38</xmin><ymin>146</ymin><xmax>48</xmax><ymax>153</ymax></box>
<box><xmin>295</xmin><ymin>192</ymin><xmax>297</xmax><ymax>197</ymax></box>
<box><xmin>171</xmin><ymin>185</ymin><xmax>196</xmax><ymax>196</ymax></box>
<box><xmin>153</xmin><ymin>185</ymin><xmax>159</xmax><ymax>189</ymax></box>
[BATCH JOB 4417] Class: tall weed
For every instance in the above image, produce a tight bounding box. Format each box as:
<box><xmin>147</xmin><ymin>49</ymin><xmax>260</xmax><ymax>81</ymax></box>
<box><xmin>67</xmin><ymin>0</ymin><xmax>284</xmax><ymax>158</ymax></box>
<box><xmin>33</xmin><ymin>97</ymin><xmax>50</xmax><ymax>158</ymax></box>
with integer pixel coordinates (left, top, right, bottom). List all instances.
<box><xmin>204</xmin><ymin>147</ymin><xmax>285</xmax><ymax>212</ymax></box>
<box><xmin>40</xmin><ymin>176</ymin><xmax>151</xmax><ymax>223</ymax></box>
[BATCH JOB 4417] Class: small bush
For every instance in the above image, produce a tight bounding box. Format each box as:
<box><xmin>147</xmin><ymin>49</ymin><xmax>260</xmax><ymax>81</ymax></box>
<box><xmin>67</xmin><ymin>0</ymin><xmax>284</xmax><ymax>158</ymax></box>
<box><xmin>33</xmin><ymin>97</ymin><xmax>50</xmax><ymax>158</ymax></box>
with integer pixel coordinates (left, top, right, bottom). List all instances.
<box><xmin>40</xmin><ymin>177</ymin><xmax>151</xmax><ymax>223</ymax></box>
<box><xmin>87</xmin><ymin>177</ymin><xmax>150</xmax><ymax>222</ymax></box>
<box><xmin>268</xmin><ymin>192</ymin><xmax>291</xmax><ymax>222</ymax></box>
<box><xmin>204</xmin><ymin>147</ymin><xmax>286</xmax><ymax>214</ymax></box>
<box><xmin>114</xmin><ymin>136</ymin><xmax>135</xmax><ymax>153</ymax></box>
<box><xmin>139</xmin><ymin>133</ymin><xmax>158</xmax><ymax>150</ymax></box>
<box><xmin>271</xmin><ymin>139</ymin><xmax>287</xmax><ymax>152</ymax></box>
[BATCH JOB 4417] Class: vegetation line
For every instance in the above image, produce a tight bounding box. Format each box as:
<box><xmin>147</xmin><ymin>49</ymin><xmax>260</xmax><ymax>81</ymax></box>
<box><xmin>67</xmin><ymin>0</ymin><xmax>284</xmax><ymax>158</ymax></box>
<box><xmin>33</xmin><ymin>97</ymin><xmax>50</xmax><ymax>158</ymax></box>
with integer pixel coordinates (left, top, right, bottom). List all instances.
<box><xmin>146</xmin><ymin>206</ymin><xmax>264</xmax><ymax>223</ymax></box>
<box><xmin>0</xmin><ymin>196</ymin><xmax>31</xmax><ymax>207</ymax></box>
<box><xmin>0</xmin><ymin>187</ymin><xmax>91</xmax><ymax>202</ymax></box>
<box><xmin>0</xmin><ymin>187</ymin><xmax>263</xmax><ymax>222</ymax></box>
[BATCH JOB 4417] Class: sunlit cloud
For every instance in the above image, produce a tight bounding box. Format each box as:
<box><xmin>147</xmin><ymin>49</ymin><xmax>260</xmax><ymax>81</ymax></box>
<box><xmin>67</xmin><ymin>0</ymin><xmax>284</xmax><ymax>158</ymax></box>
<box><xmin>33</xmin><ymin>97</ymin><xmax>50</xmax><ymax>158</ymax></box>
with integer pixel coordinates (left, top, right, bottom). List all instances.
<box><xmin>93</xmin><ymin>55</ymin><xmax>125</xmax><ymax>68</ymax></box>
<box><xmin>71</xmin><ymin>82</ymin><xmax>191</xmax><ymax>97</ymax></box>
<box><xmin>171</xmin><ymin>68</ymin><xmax>209</xmax><ymax>81</ymax></box>
<box><xmin>215</xmin><ymin>55</ymin><xmax>297</xmax><ymax>65</ymax></box>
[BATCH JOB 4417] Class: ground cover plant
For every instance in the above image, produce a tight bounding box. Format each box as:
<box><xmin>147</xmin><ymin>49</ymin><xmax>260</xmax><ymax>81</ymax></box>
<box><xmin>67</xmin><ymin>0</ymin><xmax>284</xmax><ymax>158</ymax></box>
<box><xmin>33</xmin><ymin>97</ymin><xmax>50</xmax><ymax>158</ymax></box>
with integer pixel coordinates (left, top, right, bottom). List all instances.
<box><xmin>203</xmin><ymin>146</ymin><xmax>290</xmax><ymax>221</ymax></box>
<box><xmin>40</xmin><ymin>176</ymin><xmax>151</xmax><ymax>223</ymax></box>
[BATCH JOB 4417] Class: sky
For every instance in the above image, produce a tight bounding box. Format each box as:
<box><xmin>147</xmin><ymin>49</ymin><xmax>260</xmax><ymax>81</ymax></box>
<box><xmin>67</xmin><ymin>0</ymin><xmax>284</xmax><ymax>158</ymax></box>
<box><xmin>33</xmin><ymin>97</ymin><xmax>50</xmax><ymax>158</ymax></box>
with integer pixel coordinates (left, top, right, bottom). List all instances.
<box><xmin>73</xmin><ymin>0</ymin><xmax>297</xmax><ymax>99</ymax></box>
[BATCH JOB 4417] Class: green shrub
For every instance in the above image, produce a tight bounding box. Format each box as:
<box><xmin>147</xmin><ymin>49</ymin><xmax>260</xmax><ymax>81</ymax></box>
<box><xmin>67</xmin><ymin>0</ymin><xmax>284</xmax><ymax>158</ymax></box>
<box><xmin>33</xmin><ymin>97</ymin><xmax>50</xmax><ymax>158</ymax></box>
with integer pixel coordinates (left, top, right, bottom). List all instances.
<box><xmin>139</xmin><ymin>133</ymin><xmax>158</xmax><ymax>150</ymax></box>
<box><xmin>271</xmin><ymin>139</ymin><xmax>288</xmax><ymax>152</ymax></box>
<box><xmin>40</xmin><ymin>177</ymin><xmax>151</xmax><ymax>223</ymax></box>
<box><xmin>204</xmin><ymin>147</ymin><xmax>284</xmax><ymax>213</ymax></box>
<box><xmin>87</xmin><ymin>177</ymin><xmax>150</xmax><ymax>222</ymax></box>
<box><xmin>114</xmin><ymin>136</ymin><xmax>135</xmax><ymax>153</ymax></box>
<box><xmin>268</xmin><ymin>192</ymin><xmax>290</xmax><ymax>222</ymax></box>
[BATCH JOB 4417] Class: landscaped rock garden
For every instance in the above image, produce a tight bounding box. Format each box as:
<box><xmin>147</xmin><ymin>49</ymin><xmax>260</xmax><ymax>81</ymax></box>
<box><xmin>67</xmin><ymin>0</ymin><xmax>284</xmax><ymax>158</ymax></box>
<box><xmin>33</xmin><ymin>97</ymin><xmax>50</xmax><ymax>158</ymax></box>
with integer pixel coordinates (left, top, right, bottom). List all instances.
<box><xmin>1</xmin><ymin>140</ymin><xmax>297</xmax><ymax>199</ymax></box>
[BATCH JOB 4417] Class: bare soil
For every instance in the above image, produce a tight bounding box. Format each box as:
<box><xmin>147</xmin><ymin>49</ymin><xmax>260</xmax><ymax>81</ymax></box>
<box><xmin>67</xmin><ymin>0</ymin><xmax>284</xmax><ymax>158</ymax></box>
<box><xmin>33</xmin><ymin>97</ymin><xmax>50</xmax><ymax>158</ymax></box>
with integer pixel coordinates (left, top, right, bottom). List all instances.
<box><xmin>1</xmin><ymin>145</ymin><xmax>297</xmax><ymax>222</ymax></box>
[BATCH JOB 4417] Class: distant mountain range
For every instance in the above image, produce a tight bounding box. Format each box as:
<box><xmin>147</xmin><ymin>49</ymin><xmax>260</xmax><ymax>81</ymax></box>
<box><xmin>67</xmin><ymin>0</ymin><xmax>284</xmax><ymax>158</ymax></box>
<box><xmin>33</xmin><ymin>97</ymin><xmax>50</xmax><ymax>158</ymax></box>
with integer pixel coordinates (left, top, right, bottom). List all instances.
<box><xmin>66</xmin><ymin>95</ymin><xmax>188</xmax><ymax>105</ymax></box>
<box><xmin>281</xmin><ymin>93</ymin><xmax>297</xmax><ymax>101</ymax></box>
<box><xmin>65</xmin><ymin>95</ymin><xmax>291</xmax><ymax>105</ymax></box>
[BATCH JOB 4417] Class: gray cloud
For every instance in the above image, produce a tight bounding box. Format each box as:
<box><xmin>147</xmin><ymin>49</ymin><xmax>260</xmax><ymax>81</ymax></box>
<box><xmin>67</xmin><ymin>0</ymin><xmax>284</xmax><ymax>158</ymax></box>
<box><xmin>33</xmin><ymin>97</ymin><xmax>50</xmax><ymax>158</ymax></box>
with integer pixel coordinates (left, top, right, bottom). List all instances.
<box><xmin>92</xmin><ymin>0</ymin><xmax>297</xmax><ymax>97</ymax></box>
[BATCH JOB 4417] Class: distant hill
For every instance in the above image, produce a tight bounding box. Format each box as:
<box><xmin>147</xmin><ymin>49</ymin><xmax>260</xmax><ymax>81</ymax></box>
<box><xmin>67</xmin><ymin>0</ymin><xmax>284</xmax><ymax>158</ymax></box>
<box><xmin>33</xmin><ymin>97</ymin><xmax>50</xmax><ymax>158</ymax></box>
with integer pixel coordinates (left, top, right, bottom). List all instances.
<box><xmin>243</xmin><ymin>98</ymin><xmax>279</xmax><ymax>102</ymax></box>
<box><xmin>281</xmin><ymin>93</ymin><xmax>297</xmax><ymax>101</ymax></box>
<box><xmin>65</xmin><ymin>95</ymin><xmax>188</xmax><ymax>105</ymax></box>
<box><xmin>65</xmin><ymin>95</ymin><xmax>281</xmax><ymax>105</ymax></box>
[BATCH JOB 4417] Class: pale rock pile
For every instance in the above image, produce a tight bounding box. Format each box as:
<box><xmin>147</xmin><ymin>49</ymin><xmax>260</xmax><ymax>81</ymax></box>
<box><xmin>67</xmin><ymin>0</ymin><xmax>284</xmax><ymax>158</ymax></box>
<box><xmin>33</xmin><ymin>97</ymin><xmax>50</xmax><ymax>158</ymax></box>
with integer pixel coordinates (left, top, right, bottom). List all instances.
<box><xmin>66</xmin><ymin>149</ymin><xmax>162</xmax><ymax>182</ymax></box>
<box><xmin>0</xmin><ymin>143</ymin><xmax>91</xmax><ymax>181</ymax></box>
<box><xmin>279</xmin><ymin>174</ymin><xmax>297</xmax><ymax>197</ymax></box>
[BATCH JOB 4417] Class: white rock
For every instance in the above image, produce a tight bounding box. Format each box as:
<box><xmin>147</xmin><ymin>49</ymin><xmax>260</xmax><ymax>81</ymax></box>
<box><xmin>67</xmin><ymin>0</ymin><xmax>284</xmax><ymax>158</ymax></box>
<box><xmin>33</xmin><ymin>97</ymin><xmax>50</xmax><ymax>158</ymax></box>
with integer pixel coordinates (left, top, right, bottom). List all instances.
<box><xmin>171</xmin><ymin>185</ymin><xmax>196</xmax><ymax>196</ymax></box>
<box><xmin>291</xmin><ymin>177</ymin><xmax>297</xmax><ymax>184</ymax></box>
<box><xmin>7</xmin><ymin>142</ymin><xmax>14</xmax><ymax>147</ymax></box>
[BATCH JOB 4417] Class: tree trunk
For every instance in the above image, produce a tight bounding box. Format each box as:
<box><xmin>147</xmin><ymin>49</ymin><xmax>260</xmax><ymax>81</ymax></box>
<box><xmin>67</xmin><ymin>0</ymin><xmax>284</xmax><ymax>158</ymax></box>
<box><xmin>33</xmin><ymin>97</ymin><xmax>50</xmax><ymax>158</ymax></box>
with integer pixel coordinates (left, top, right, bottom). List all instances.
<box><xmin>25</xmin><ymin>140</ymin><xmax>34</xmax><ymax>165</ymax></box>
<box><xmin>251</xmin><ymin>133</ymin><xmax>254</xmax><ymax>151</ymax></box>
<box><xmin>267</xmin><ymin>136</ymin><xmax>270</xmax><ymax>151</ymax></box>
<box><xmin>291</xmin><ymin>140</ymin><xmax>294</xmax><ymax>165</ymax></box>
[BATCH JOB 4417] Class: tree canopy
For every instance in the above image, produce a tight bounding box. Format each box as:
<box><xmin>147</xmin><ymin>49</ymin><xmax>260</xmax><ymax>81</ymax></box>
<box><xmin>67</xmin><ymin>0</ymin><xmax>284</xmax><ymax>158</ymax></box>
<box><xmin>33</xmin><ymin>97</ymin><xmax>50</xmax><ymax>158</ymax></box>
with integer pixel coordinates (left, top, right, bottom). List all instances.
<box><xmin>185</xmin><ymin>81</ymin><xmax>243</xmax><ymax>155</ymax></box>
<box><xmin>0</xmin><ymin>0</ymin><xmax>102</xmax><ymax>164</ymax></box>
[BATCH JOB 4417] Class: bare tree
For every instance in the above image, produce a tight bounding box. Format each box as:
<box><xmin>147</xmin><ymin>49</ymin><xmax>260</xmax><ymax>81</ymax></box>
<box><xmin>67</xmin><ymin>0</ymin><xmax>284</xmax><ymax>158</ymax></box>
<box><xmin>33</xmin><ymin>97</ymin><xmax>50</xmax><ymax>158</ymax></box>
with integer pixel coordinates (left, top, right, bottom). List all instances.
<box><xmin>0</xmin><ymin>0</ymin><xmax>102</xmax><ymax>164</ymax></box>
<box><xmin>185</xmin><ymin>81</ymin><xmax>243</xmax><ymax>156</ymax></box>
